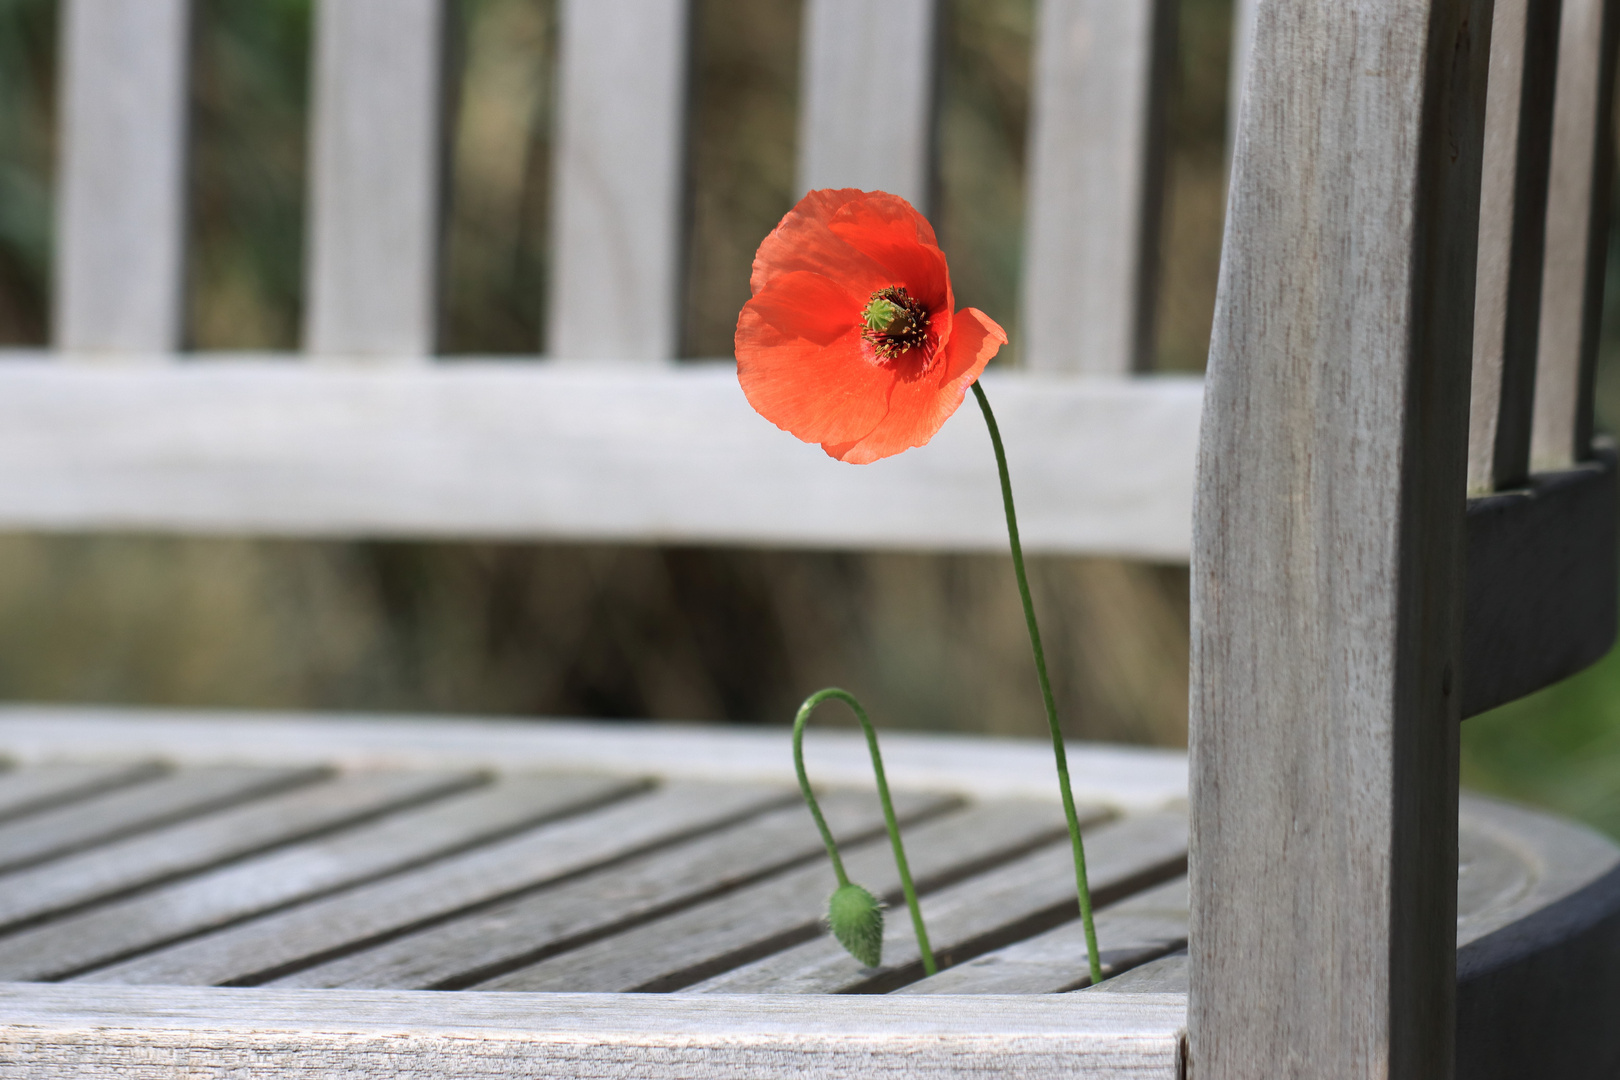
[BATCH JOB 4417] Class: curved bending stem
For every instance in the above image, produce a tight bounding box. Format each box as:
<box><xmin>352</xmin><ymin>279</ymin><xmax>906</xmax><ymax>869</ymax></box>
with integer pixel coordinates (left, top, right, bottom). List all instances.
<box><xmin>794</xmin><ymin>688</ymin><xmax>937</xmax><ymax>975</ymax></box>
<box><xmin>971</xmin><ymin>379</ymin><xmax>1103</xmax><ymax>986</ymax></box>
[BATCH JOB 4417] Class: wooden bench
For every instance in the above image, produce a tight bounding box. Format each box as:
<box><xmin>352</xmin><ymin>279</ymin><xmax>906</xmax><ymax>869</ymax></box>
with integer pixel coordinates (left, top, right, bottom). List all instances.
<box><xmin>2</xmin><ymin>0</ymin><xmax>1619</xmax><ymax>1077</ymax></box>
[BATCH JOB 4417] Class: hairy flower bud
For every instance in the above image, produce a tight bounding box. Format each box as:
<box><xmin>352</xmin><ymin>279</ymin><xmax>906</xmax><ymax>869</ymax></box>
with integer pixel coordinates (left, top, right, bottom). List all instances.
<box><xmin>827</xmin><ymin>882</ymin><xmax>885</xmax><ymax>968</ymax></box>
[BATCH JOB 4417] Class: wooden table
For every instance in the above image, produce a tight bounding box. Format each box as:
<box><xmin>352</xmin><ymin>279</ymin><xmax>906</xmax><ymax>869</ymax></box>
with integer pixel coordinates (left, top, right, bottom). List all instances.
<box><xmin>0</xmin><ymin>708</ymin><xmax>1613</xmax><ymax>1078</ymax></box>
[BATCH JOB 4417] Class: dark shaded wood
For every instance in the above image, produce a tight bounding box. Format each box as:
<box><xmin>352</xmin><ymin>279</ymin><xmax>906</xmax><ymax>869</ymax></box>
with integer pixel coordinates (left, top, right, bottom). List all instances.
<box><xmin>1468</xmin><ymin>0</ymin><xmax>1565</xmax><ymax>492</ymax></box>
<box><xmin>1462</xmin><ymin>446</ymin><xmax>1617</xmax><ymax>716</ymax></box>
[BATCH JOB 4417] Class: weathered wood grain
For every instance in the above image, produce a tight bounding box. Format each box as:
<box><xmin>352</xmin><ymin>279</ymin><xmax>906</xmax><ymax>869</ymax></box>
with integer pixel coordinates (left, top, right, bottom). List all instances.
<box><xmin>897</xmin><ymin>877</ymin><xmax>1187</xmax><ymax>995</ymax></box>
<box><xmin>0</xmin><ymin>770</ymin><xmax>564</xmax><ymax>931</ymax></box>
<box><xmin>54</xmin><ymin>0</ymin><xmax>189</xmax><ymax>354</ymax></box>
<box><xmin>474</xmin><ymin>801</ymin><xmax>1082</xmax><ymax>993</ymax></box>
<box><xmin>270</xmin><ymin>789</ymin><xmax>950</xmax><ymax>989</ymax></box>
<box><xmin>548</xmin><ymin>0</ymin><xmax>690</xmax><ymax>360</ymax></box>
<box><xmin>797</xmin><ymin>0</ymin><xmax>938</xmax><ymax>208</ymax></box>
<box><xmin>0</xmin><ymin>762</ymin><xmax>161</xmax><ymax>824</ymax></box>
<box><xmin>1190</xmin><ymin>2</ymin><xmax>1488</xmax><ymax>1077</ymax></box>
<box><xmin>1022</xmin><ymin>0</ymin><xmax>1172</xmax><ymax>375</ymax></box>
<box><xmin>0</xmin><ymin>360</ymin><xmax>1204</xmax><ymax>560</ymax></box>
<box><xmin>1531</xmin><ymin>0</ymin><xmax>1620</xmax><ymax>470</ymax></box>
<box><xmin>0</xmin><ymin>984</ymin><xmax>1189</xmax><ymax>1080</ymax></box>
<box><xmin>304</xmin><ymin>0</ymin><xmax>447</xmax><ymax>358</ymax></box>
<box><xmin>1468</xmin><ymin>0</ymin><xmax>1563</xmax><ymax>493</ymax></box>
<box><xmin>0</xmin><ymin>770</ymin><xmax>491</xmax><ymax>981</ymax></box>
<box><xmin>692</xmin><ymin>810</ymin><xmax>1185</xmax><ymax>994</ymax></box>
<box><xmin>75</xmin><ymin>781</ymin><xmax>780</xmax><ymax>987</ymax></box>
<box><xmin>0</xmin><ymin>706</ymin><xmax>1191</xmax><ymax>811</ymax></box>
<box><xmin>1461</xmin><ymin>448</ymin><xmax>1617</xmax><ymax>716</ymax></box>
<box><xmin>0</xmin><ymin>766</ymin><xmax>317</xmax><ymax>875</ymax></box>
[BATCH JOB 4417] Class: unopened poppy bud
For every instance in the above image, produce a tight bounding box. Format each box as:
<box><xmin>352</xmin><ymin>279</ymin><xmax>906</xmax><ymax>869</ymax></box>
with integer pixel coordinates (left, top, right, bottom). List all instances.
<box><xmin>827</xmin><ymin>882</ymin><xmax>885</xmax><ymax>967</ymax></box>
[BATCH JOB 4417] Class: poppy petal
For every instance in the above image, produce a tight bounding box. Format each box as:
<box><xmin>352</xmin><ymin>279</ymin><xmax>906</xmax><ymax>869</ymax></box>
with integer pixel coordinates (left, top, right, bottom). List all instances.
<box><xmin>821</xmin><ymin>307</ymin><xmax>1006</xmax><ymax>464</ymax></box>
<box><xmin>737</xmin><ymin>272</ymin><xmax>894</xmax><ymax>445</ymax></box>
<box><xmin>827</xmin><ymin>195</ymin><xmax>951</xmax><ymax>312</ymax></box>
<box><xmin>749</xmin><ymin>190</ymin><xmax>892</xmax><ymax>299</ymax></box>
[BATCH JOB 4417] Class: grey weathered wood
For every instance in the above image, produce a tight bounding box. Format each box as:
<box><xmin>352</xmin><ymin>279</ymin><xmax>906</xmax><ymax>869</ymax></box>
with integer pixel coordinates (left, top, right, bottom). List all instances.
<box><xmin>797</xmin><ymin>0</ymin><xmax>938</xmax><ymax>209</ymax></box>
<box><xmin>1089</xmin><ymin>948</ymin><xmax>1186</xmax><ymax>994</ymax></box>
<box><xmin>77</xmin><ymin>781</ymin><xmax>780</xmax><ymax>987</ymax></box>
<box><xmin>1468</xmin><ymin>0</ymin><xmax>1564</xmax><ymax>493</ymax></box>
<box><xmin>547</xmin><ymin>0</ymin><xmax>690</xmax><ymax>360</ymax></box>
<box><xmin>0</xmin><ymin>770</ymin><xmax>535</xmax><ymax>931</ymax></box>
<box><xmin>1190</xmin><ymin>2</ymin><xmax>1489</xmax><ymax>1076</ymax></box>
<box><xmin>1226</xmin><ymin>0</ymin><xmax>1258</xmax><ymax>178</ymax></box>
<box><xmin>304</xmin><ymin>0</ymin><xmax>448</xmax><ymax>359</ymax></box>
<box><xmin>1462</xmin><ymin>448</ymin><xmax>1617</xmax><ymax>716</ymax></box>
<box><xmin>474</xmin><ymin>801</ymin><xmax>1081</xmax><ymax>993</ymax></box>
<box><xmin>898</xmin><ymin>877</ymin><xmax>1188</xmax><ymax>995</ymax></box>
<box><xmin>0</xmin><ymin>762</ymin><xmax>161</xmax><ymax>824</ymax></box>
<box><xmin>1022</xmin><ymin>0</ymin><xmax>1172</xmax><ymax>375</ymax></box>
<box><xmin>0</xmin><ymin>983</ymin><xmax>1190</xmax><ymax>1080</ymax></box>
<box><xmin>0</xmin><ymin>361</ymin><xmax>1205</xmax><ymax>561</ymax></box>
<box><xmin>0</xmin><ymin>770</ymin><xmax>490</xmax><ymax>981</ymax></box>
<box><xmin>0</xmin><ymin>766</ymin><xmax>317</xmax><ymax>875</ymax></box>
<box><xmin>270</xmin><ymin>789</ymin><xmax>950</xmax><ymax>989</ymax></box>
<box><xmin>54</xmin><ymin>0</ymin><xmax>189</xmax><ymax>355</ymax></box>
<box><xmin>691</xmin><ymin>810</ymin><xmax>1185</xmax><ymax>994</ymax></box>
<box><xmin>1531</xmin><ymin>0</ymin><xmax>1620</xmax><ymax>471</ymax></box>
<box><xmin>0</xmin><ymin>707</ymin><xmax>1190</xmax><ymax>811</ymax></box>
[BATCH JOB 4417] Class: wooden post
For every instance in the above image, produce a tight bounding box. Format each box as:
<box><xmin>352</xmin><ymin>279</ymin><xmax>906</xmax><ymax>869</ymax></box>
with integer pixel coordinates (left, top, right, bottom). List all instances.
<box><xmin>1189</xmin><ymin>1</ymin><xmax>1490</xmax><ymax>1077</ymax></box>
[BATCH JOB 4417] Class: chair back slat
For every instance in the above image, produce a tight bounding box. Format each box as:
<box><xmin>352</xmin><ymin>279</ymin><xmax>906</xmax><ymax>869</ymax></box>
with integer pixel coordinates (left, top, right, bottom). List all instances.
<box><xmin>1532</xmin><ymin>0</ymin><xmax>1620</xmax><ymax>471</ymax></box>
<box><xmin>54</xmin><ymin>0</ymin><xmax>191</xmax><ymax>356</ymax></box>
<box><xmin>547</xmin><ymin>0</ymin><xmax>690</xmax><ymax>361</ymax></box>
<box><xmin>304</xmin><ymin>0</ymin><xmax>448</xmax><ymax>359</ymax></box>
<box><xmin>1191</xmin><ymin>1</ymin><xmax>1488</xmax><ymax>1074</ymax></box>
<box><xmin>1020</xmin><ymin>0</ymin><xmax>1172</xmax><ymax>374</ymax></box>
<box><xmin>797</xmin><ymin>0</ymin><xmax>938</xmax><ymax>210</ymax></box>
<box><xmin>1467</xmin><ymin>0</ymin><xmax>1563</xmax><ymax>494</ymax></box>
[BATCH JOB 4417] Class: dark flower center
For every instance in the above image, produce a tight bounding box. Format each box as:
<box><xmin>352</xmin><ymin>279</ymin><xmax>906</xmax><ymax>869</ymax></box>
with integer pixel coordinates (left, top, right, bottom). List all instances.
<box><xmin>860</xmin><ymin>287</ymin><xmax>930</xmax><ymax>361</ymax></box>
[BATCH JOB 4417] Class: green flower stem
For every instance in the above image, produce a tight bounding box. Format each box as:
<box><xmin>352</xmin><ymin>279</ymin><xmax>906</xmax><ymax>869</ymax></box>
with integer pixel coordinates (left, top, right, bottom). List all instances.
<box><xmin>971</xmin><ymin>379</ymin><xmax>1103</xmax><ymax>987</ymax></box>
<box><xmin>794</xmin><ymin>688</ymin><xmax>937</xmax><ymax>976</ymax></box>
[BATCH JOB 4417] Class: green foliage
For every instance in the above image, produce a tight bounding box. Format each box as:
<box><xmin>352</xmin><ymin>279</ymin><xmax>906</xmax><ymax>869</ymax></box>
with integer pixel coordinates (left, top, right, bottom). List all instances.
<box><xmin>827</xmin><ymin>883</ymin><xmax>885</xmax><ymax>968</ymax></box>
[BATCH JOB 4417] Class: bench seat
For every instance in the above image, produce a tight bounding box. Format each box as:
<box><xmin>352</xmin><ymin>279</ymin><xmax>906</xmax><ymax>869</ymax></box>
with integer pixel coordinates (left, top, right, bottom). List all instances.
<box><xmin>0</xmin><ymin>708</ymin><xmax>1613</xmax><ymax>1078</ymax></box>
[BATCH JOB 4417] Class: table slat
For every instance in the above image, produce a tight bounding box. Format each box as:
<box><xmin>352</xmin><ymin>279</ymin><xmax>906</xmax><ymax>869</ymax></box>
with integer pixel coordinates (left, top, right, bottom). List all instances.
<box><xmin>0</xmin><ymin>767</ymin><xmax>319</xmax><ymax>874</ymax></box>
<box><xmin>0</xmin><ymin>770</ymin><xmax>501</xmax><ymax>980</ymax></box>
<box><xmin>271</xmin><ymin>789</ymin><xmax>954</xmax><ymax>990</ymax></box>
<box><xmin>0</xmin><ymin>763</ymin><xmax>163</xmax><ymax>824</ymax></box>
<box><xmin>897</xmin><ymin>877</ymin><xmax>1188</xmax><ymax>994</ymax></box>
<box><xmin>690</xmin><ymin>810</ymin><xmax>1186</xmax><ymax>994</ymax></box>
<box><xmin>0</xmin><ymin>770</ymin><xmax>567</xmax><ymax>931</ymax></box>
<box><xmin>475</xmin><ymin>801</ymin><xmax>1086</xmax><ymax>993</ymax></box>
<box><xmin>76</xmin><ymin>781</ymin><xmax>785</xmax><ymax>987</ymax></box>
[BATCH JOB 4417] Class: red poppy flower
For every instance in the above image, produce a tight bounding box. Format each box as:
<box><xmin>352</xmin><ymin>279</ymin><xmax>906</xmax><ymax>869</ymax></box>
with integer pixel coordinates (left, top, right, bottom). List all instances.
<box><xmin>735</xmin><ymin>189</ymin><xmax>1007</xmax><ymax>464</ymax></box>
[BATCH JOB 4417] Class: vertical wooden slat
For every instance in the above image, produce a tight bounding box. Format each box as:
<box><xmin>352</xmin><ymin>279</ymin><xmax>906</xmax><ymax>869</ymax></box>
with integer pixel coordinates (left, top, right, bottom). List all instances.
<box><xmin>1021</xmin><ymin>0</ymin><xmax>1173</xmax><ymax>375</ymax></box>
<box><xmin>54</xmin><ymin>0</ymin><xmax>191</xmax><ymax>355</ymax></box>
<box><xmin>1468</xmin><ymin>0</ymin><xmax>1564</xmax><ymax>493</ymax></box>
<box><xmin>547</xmin><ymin>0</ymin><xmax>691</xmax><ymax>361</ymax></box>
<box><xmin>1226</xmin><ymin>0</ymin><xmax>1258</xmax><ymax>177</ymax></box>
<box><xmin>1532</xmin><ymin>0</ymin><xmax>1620</xmax><ymax>471</ymax></box>
<box><xmin>304</xmin><ymin>0</ymin><xmax>448</xmax><ymax>359</ymax></box>
<box><xmin>796</xmin><ymin>0</ymin><xmax>939</xmax><ymax>211</ymax></box>
<box><xmin>1190</xmin><ymin>1</ymin><xmax>1488</xmax><ymax>1077</ymax></box>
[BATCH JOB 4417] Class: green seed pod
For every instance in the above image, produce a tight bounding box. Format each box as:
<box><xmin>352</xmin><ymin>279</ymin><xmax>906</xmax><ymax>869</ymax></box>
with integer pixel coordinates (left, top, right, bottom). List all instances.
<box><xmin>827</xmin><ymin>882</ymin><xmax>884</xmax><ymax>968</ymax></box>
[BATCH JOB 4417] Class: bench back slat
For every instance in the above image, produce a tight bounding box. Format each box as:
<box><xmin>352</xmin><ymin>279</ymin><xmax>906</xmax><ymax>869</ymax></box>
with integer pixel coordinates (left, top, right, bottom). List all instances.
<box><xmin>547</xmin><ymin>0</ymin><xmax>691</xmax><ymax>361</ymax></box>
<box><xmin>304</xmin><ymin>0</ymin><xmax>449</xmax><ymax>359</ymax></box>
<box><xmin>1532</xmin><ymin>0</ymin><xmax>1620</xmax><ymax>470</ymax></box>
<box><xmin>1021</xmin><ymin>0</ymin><xmax>1172</xmax><ymax>374</ymax></box>
<box><xmin>796</xmin><ymin>0</ymin><xmax>939</xmax><ymax>210</ymax></box>
<box><xmin>54</xmin><ymin>0</ymin><xmax>191</xmax><ymax>356</ymax></box>
<box><xmin>1467</xmin><ymin>0</ymin><xmax>1563</xmax><ymax>493</ymax></box>
<box><xmin>1190</xmin><ymin>1</ymin><xmax>1488</xmax><ymax>1074</ymax></box>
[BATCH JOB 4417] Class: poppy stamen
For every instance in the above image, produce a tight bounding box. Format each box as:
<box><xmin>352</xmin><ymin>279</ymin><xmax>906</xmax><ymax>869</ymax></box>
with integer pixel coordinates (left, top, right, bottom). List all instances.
<box><xmin>861</xmin><ymin>287</ymin><xmax>930</xmax><ymax>362</ymax></box>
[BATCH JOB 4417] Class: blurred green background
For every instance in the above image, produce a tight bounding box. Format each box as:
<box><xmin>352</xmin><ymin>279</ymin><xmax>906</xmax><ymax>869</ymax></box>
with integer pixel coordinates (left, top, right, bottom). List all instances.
<box><xmin>0</xmin><ymin>0</ymin><xmax>1615</xmax><ymax>838</ymax></box>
